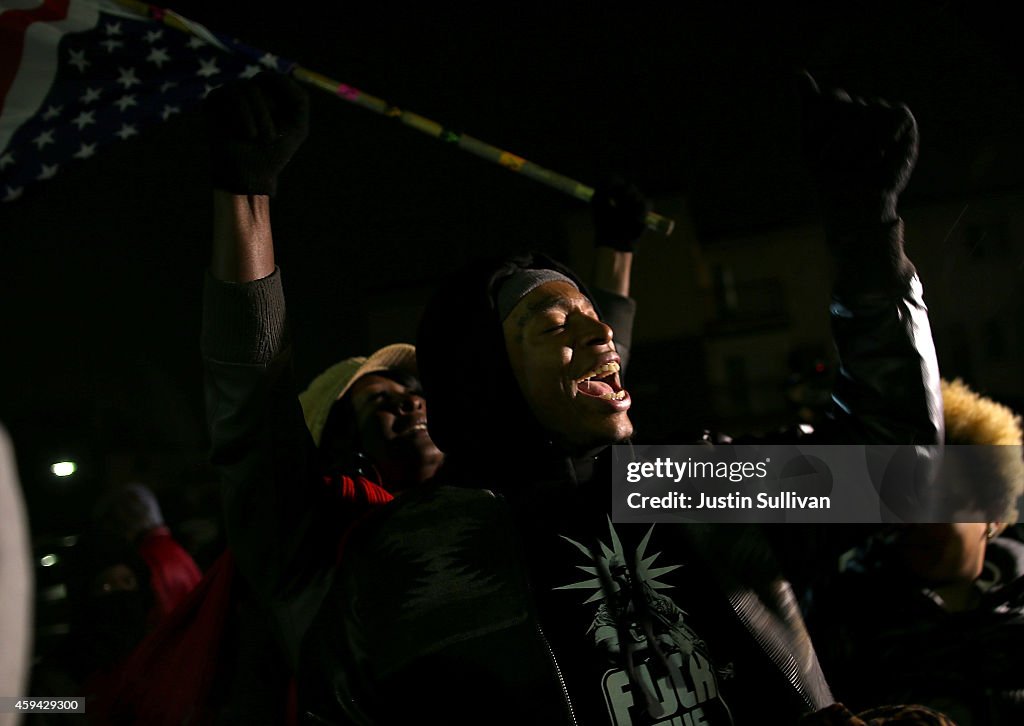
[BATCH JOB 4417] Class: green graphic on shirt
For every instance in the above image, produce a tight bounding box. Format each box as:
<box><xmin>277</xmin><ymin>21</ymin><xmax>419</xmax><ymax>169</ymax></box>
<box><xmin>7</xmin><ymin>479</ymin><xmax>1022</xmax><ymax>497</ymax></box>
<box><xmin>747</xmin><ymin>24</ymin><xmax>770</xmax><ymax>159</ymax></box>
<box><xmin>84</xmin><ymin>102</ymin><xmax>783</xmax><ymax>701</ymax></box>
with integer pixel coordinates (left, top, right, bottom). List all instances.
<box><xmin>556</xmin><ymin>520</ymin><xmax>731</xmax><ymax>725</ymax></box>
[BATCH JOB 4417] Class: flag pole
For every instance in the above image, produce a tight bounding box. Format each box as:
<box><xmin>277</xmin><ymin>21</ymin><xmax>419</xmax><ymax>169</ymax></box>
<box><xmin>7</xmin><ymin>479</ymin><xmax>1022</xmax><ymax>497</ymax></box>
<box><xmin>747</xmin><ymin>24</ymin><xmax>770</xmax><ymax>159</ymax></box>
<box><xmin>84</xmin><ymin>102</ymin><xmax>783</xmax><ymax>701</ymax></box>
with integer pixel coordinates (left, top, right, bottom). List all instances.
<box><xmin>110</xmin><ymin>0</ymin><xmax>676</xmax><ymax>236</ymax></box>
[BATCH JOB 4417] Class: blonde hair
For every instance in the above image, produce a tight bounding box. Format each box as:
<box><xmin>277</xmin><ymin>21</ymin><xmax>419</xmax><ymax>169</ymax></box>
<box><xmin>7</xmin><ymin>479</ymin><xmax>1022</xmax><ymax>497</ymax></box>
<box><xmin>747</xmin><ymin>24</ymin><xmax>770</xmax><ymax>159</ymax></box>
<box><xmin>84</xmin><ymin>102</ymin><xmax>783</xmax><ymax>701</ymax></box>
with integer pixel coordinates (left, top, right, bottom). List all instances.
<box><xmin>941</xmin><ymin>378</ymin><xmax>1024</xmax><ymax>526</ymax></box>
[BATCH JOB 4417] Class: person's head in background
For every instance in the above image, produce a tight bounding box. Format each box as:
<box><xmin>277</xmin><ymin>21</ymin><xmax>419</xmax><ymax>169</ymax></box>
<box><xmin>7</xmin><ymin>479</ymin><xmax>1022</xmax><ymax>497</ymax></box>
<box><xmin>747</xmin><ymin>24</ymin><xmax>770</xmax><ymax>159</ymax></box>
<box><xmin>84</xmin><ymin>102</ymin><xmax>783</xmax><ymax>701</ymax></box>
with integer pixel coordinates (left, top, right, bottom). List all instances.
<box><xmin>93</xmin><ymin>483</ymin><xmax>164</xmax><ymax>546</ymax></box>
<box><xmin>893</xmin><ymin>378</ymin><xmax>1024</xmax><ymax>604</ymax></box>
<box><xmin>63</xmin><ymin>526</ymin><xmax>152</xmax><ymax>675</ymax></box>
<box><xmin>300</xmin><ymin>344</ymin><xmax>443</xmax><ymax>493</ymax></box>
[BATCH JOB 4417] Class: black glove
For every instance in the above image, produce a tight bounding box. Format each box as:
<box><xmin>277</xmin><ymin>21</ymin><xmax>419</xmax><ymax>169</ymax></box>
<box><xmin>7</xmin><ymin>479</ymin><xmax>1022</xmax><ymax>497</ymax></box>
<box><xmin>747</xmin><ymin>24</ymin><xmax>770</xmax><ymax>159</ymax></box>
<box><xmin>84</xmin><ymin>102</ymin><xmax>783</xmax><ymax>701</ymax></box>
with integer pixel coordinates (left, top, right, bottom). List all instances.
<box><xmin>204</xmin><ymin>72</ymin><xmax>310</xmax><ymax>195</ymax></box>
<box><xmin>591</xmin><ymin>176</ymin><xmax>652</xmax><ymax>252</ymax></box>
<box><xmin>798</xmin><ymin>71</ymin><xmax>918</xmax><ymax>230</ymax></box>
<box><xmin>798</xmin><ymin>72</ymin><xmax>919</xmax><ymax>294</ymax></box>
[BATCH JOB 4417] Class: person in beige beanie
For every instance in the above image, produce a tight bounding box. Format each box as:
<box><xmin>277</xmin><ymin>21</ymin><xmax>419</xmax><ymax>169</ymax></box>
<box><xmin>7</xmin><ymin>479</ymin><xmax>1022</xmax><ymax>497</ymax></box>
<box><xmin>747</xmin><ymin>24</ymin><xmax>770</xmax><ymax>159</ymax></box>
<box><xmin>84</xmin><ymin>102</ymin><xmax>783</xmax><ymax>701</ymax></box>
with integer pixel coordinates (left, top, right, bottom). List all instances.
<box><xmin>298</xmin><ymin>343</ymin><xmax>442</xmax><ymax>492</ymax></box>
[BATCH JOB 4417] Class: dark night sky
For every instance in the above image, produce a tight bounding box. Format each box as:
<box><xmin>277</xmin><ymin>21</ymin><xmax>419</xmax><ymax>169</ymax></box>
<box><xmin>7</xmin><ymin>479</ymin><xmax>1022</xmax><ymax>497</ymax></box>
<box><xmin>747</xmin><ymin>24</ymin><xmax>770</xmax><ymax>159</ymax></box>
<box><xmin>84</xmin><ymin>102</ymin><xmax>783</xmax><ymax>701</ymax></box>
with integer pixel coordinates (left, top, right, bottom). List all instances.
<box><xmin>3</xmin><ymin>1</ymin><xmax>1023</xmax><ymax>534</ymax></box>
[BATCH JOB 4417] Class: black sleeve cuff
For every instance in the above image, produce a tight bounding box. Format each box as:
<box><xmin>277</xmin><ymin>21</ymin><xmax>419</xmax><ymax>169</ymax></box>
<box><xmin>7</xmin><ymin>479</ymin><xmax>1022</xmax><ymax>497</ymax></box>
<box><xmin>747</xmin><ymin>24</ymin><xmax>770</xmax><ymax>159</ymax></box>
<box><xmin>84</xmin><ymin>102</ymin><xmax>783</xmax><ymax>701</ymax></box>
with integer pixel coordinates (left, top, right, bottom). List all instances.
<box><xmin>201</xmin><ymin>267</ymin><xmax>288</xmax><ymax>365</ymax></box>
<box><xmin>829</xmin><ymin>219</ymin><xmax>918</xmax><ymax>300</ymax></box>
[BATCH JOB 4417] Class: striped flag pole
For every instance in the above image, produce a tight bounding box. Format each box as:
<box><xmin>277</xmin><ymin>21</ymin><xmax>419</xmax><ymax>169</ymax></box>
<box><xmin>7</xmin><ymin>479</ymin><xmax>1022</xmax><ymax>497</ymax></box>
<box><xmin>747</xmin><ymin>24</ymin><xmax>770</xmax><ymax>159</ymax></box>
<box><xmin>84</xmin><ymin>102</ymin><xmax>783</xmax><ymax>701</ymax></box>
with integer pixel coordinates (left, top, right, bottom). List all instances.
<box><xmin>111</xmin><ymin>0</ymin><xmax>676</xmax><ymax>236</ymax></box>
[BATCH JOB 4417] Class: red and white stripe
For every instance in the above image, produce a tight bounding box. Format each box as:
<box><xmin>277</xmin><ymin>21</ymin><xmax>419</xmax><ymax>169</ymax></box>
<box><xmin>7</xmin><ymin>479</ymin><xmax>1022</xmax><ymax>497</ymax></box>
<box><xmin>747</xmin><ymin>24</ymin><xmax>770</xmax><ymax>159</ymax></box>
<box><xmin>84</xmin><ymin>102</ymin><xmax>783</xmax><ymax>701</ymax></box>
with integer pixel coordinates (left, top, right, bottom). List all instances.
<box><xmin>0</xmin><ymin>0</ymin><xmax>98</xmax><ymax>152</ymax></box>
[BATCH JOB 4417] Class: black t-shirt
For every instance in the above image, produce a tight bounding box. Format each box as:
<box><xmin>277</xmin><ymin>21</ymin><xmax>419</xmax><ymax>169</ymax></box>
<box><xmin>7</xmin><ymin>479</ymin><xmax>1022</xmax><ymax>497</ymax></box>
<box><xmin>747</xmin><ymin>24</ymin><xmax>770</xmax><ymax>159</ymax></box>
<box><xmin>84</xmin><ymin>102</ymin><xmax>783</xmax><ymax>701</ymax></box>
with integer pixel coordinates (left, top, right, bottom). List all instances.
<box><xmin>526</xmin><ymin>517</ymin><xmax>738</xmax><ymax>726</ymax></box>
<box><xmin>512</xmin><ymin>461</ymin><xmax>812</xmax><ymax>726</ymax></box>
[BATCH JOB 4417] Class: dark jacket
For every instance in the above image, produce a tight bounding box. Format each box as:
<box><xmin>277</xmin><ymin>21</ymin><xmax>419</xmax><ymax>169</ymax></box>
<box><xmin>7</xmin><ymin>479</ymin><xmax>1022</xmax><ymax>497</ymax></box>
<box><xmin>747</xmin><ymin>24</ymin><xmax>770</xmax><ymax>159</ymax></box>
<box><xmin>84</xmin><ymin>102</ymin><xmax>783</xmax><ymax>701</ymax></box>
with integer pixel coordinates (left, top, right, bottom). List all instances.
<box><xmin>810</xmin><ymin>535</ymin><xmax>1024</xmax><ymax>726</ymax></box>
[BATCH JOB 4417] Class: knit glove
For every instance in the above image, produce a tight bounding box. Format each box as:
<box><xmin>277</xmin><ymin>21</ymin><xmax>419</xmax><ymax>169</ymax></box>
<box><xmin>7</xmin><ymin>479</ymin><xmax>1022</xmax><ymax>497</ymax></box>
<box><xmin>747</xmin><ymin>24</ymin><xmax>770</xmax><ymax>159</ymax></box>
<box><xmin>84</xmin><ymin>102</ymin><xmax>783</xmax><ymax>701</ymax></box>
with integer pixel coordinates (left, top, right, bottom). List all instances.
<box><xmin>204</xmin><ymin>72</ymin><xmax>310</xmax><ymax>195</ymax></box>
<box><xmin>798</xmin><ymin>71</ymin><xmax>918</xmax><ymax>232</ymax></box>
<box><xmin>591</xmin><ymin>176</ymin><xmax>652</xmax><ymax>252</ymax></box>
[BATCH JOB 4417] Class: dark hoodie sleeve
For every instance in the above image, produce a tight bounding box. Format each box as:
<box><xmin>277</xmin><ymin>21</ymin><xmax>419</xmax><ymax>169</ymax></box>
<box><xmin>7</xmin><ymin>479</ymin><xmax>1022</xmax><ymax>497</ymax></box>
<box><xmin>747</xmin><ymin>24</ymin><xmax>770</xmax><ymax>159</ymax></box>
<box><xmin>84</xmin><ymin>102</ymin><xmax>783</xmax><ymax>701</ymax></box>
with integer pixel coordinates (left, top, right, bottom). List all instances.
<box><xmin>764</xmin><ymin>221</ymin><xmax>944</xmax><ymax>606</ymax></box>
<box><xmin>592</xmin><ymin>286</ymin><xmax>637</xmax><ymax>374</ymax></box>
<box><xmin>201</xmin><ymin>268</ymin><xmax>339</xmax><ymax>670</ymax></box>
<box><xmin>825</xmin><ymin>220</ymin><xmax>943</xmax><ymax>446</ymax></box>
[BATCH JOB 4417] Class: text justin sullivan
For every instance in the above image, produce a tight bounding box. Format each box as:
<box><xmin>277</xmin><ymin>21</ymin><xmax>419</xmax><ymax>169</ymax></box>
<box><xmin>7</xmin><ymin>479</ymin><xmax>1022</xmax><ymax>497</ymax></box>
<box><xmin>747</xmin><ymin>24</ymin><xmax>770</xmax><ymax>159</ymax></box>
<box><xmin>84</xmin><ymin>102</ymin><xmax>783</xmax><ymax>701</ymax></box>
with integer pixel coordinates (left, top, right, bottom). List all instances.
<box><xmin>627</xmin><ymin>491</ymin><xmax>831</xmax><ymax>509</ymax></box>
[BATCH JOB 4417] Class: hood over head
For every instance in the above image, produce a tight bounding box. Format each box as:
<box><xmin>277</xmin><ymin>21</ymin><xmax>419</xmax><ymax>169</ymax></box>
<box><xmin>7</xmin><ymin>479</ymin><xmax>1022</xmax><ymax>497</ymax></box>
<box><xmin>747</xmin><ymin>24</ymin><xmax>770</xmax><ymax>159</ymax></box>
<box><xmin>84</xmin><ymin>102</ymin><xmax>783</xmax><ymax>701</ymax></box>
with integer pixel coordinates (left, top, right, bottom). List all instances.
<box><xmin>416</xmin><ymin>252</ymin><xmax>602</xmax><ymax>483</ymax></box>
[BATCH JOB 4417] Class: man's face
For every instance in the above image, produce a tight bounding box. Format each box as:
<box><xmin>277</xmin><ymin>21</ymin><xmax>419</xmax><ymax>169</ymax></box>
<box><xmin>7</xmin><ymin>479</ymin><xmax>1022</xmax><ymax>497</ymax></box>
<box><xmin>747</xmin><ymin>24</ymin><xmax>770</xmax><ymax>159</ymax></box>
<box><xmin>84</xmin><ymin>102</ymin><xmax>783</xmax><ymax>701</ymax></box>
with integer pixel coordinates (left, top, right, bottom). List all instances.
<box><xmin>503</xmin><ymin>281</ymin><xmax>633</xmax><ymax>452</ymax></box>
<box><xmin>348</xmin><ymin>373</ymin><xmax>443</xmax><ymax>485</ymax></box>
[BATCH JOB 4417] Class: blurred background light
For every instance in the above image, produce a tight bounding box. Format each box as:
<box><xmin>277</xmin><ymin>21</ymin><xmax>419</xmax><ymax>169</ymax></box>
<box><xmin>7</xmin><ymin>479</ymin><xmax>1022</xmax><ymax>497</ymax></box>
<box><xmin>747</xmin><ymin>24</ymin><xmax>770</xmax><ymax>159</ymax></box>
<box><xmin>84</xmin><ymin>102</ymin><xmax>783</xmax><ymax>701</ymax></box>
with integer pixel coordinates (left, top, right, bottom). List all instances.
<box><xmin>50</xmin><ymin>461</ymin><xmax>76</xmax><ymax>477</ymax></box>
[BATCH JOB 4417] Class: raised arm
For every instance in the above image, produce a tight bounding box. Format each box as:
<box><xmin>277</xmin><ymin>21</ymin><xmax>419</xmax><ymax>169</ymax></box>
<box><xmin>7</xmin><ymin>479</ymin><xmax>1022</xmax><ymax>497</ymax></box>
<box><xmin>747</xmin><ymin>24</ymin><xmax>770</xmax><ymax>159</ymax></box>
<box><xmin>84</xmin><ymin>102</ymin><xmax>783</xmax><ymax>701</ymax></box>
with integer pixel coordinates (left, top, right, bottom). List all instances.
<box><xmin>200</xmin><ymin>74</ymin><xmax>336</xmax><ymax>668</ymax></box>
<box><xmin>205</xmin><ymin>71</ymin><xmax>308</xmax><ymax>282</ymax></box>
<box><xmin>800</xmin><ymin>73</ymin><xmax>942</xmax><ymax>446</ymax></box>
<box><xmin>590</xmin><ymin>177</ymin><xmax>650</xmax><ymax>373</ymax></box>
<box><xmin>211</xmin><ymin>191</ymin><xmax>274</xmax><ymax>283</ymax></box>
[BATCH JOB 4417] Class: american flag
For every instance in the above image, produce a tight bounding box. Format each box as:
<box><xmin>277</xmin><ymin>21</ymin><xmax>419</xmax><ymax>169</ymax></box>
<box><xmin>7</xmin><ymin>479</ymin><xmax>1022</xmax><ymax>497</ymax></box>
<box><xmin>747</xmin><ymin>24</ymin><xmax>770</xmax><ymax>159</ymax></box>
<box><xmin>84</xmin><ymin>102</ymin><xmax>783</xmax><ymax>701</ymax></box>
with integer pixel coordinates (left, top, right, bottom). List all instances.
<box><xmin>0</xmin><ymin>0</ymin><xmax>293</xmax><ymax>203</ymax></box>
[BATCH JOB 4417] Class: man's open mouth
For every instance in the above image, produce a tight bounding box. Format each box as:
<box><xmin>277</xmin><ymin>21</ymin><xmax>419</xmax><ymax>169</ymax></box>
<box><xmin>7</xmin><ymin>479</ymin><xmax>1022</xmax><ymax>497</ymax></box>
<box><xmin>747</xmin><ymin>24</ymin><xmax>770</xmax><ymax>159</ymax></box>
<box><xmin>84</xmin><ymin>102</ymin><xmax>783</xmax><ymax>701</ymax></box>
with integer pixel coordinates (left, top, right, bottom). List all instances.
<box><xmin>574</xmin><ymin>361</ymin><xmax>626</xmax><ymax>401</ymax></box>
<box><xmin>397</xmin><ymin>419</ymin><xmax>429</xmax><ymax>436</ymax></box>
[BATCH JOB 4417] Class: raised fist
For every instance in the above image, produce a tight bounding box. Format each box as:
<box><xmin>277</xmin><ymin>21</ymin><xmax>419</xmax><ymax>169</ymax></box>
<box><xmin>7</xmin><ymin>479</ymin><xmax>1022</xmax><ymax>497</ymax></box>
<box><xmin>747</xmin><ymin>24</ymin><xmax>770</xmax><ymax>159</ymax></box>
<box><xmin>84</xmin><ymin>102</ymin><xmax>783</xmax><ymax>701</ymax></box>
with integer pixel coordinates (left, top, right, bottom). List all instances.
<box><xmin>204</xmin><ymin>72</ymin><xmax>310</xmax><ymax>196</ymax></box>
<box><xmin>592</xmin><ymin>176</ymin><xmax>652</xmax><ymax>252</ymax></box>
<box><xmin>798</xmin><ymin>71</ymin><xmax>918</xmax><ymax>226</ymax></box>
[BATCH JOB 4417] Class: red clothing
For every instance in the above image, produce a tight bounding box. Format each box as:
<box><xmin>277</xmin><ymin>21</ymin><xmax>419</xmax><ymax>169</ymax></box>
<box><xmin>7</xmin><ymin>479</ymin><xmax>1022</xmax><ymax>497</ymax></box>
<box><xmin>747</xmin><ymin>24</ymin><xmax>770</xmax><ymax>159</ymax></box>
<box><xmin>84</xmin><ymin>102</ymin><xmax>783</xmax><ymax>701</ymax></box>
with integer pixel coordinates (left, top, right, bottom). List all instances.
<box><xmin>92</xmin><ymin>550</ymin><xmax>236</xmax><ymax>725</ymax></box>
<box><xmin>136</xmin><ymin>525</ymin><xmax>203</xmax><ymax>619</ymax></box>
<box><xmin>94</xmin><ymin>475</ymin><xmax>392</xmax><ymax>726</ymax></box>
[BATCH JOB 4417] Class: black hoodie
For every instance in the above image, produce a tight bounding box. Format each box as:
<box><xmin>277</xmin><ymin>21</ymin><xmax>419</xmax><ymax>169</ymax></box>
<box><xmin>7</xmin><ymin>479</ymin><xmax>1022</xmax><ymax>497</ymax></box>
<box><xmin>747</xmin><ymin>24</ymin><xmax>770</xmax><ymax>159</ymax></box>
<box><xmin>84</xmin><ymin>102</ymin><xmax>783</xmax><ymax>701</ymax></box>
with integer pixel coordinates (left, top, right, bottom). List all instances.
<box><xmin>412</xmin><ymin>252</ymin><xmax>831</xmax><ymax>726</ymax></box>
